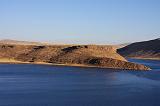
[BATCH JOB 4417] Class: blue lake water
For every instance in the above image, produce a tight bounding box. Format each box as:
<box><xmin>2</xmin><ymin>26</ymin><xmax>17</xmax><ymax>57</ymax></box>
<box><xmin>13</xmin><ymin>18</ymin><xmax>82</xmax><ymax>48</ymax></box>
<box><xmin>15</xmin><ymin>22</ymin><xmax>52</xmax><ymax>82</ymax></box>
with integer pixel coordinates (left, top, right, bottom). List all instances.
<box><xmin>0</xmin><ymin>59</ymin><xmax>160</xmax><ymax>106</ymax></box>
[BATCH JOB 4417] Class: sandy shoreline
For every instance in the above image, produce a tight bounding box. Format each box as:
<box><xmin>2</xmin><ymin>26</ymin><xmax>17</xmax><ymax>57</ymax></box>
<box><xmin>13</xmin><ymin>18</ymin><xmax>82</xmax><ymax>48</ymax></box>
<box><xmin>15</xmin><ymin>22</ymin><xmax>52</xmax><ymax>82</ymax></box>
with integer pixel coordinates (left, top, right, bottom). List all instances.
<box><xmin>0</xmin><ymin>58</ymin><xmax>105</xmax><ymax>69</ymax></box>
<box><xmin>0</xmin><ymin>58</ymin><xmax>151</xmax><ymax>70</ymax></box>
<box><xmin>128</xmin><ymin>57</ymin><xmax>160</xmax><ymax>60</ymax></box>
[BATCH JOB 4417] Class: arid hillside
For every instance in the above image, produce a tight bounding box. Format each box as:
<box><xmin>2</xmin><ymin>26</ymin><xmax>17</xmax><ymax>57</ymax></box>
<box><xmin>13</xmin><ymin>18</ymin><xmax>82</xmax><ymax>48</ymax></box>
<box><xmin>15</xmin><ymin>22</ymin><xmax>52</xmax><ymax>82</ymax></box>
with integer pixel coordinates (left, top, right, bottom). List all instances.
<box><xmin>118</xmin><ymin>38</ymin><xmax>160</xmax><ymax>59</ymax></box>
<box><xmin>0</xmin><ymin>44</ymin><xmax>150</xmax><ymax>70</ymax></box>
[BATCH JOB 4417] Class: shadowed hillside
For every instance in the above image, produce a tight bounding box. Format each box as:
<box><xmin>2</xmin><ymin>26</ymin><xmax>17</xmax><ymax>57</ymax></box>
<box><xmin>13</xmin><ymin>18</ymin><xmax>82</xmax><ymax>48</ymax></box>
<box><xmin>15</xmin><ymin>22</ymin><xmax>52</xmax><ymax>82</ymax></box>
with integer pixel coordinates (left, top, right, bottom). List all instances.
<box><xmin>0</xmin><ymin>44</ymin><xmax>150</xmax><ymax>70</ymax></box>
<box><xmin>118</xmin><ymin>38</ymin><xmax>160</xmax><ymax>59</ymax></box>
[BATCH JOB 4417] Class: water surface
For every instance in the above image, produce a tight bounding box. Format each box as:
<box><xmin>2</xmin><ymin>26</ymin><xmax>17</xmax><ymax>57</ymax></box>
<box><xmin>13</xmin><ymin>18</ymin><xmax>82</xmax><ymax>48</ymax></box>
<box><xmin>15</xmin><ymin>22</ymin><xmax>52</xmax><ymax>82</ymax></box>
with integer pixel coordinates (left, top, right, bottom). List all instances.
<box><xmin>0</xmin><ymin>59</ymin><xmax>160</xmax><ymax>106</ymax></box>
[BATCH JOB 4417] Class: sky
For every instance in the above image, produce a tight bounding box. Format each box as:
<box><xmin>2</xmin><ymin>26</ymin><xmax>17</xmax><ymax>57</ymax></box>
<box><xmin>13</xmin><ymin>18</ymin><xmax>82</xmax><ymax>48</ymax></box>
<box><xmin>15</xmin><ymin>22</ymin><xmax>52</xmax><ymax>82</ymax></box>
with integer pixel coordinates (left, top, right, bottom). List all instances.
<box><xmin>0</xmin><ymin>0</ymin><xmax>160</xmax><ymax>44</ymax></box>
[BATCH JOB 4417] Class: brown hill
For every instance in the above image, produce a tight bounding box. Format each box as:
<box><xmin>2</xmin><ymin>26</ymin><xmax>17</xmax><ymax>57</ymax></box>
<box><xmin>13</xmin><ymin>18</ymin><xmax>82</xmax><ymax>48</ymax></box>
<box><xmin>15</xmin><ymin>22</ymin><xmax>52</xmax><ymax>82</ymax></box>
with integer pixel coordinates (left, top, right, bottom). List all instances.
<box><xmin>0</xmin><ymin>44</ymin><xmax>150</xmax><ymax>70</ymax></box>
<box><xmin>117</xmin><ymin>38</ymin><xmax>160</xmax><ymax>59</ymax></box>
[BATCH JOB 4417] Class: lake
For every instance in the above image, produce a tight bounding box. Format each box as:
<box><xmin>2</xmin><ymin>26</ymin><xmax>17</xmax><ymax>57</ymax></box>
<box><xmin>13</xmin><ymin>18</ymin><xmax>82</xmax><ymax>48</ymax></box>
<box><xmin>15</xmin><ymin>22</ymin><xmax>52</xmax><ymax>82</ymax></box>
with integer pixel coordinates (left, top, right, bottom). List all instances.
<box><xmin>0</xmin><ymin>59</ymin><xmax>160</xmax><ymax>106</ymax></box>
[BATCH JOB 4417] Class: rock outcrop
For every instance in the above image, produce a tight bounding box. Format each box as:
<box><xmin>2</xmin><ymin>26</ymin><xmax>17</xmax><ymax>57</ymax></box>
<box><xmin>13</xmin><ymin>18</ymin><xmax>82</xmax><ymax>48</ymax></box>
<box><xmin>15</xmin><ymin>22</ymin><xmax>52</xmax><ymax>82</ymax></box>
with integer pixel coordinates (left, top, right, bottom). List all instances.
<box><xmin>0</xmin><ymin>44</ymin><xmax>150</xmax><ymax>70</ymax></box>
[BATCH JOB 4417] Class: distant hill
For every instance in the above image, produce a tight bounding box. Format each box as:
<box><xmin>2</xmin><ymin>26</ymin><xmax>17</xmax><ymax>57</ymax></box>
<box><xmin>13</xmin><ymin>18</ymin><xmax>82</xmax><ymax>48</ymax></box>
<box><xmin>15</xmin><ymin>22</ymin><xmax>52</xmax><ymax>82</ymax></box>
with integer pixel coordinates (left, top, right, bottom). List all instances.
<box><xmin>0</xmin><ymin>39</ymin><xmax>47</xmax><ymax>45</ymax></box>
<box><xmin>114</xmin><ymin>43</ymin><xmax>131</xmax><ymax>49</ymax></box>
<box><xmin>117</xmin><ymin>38</ymin><xmax>160</xmax><ymax>60</ymax></box>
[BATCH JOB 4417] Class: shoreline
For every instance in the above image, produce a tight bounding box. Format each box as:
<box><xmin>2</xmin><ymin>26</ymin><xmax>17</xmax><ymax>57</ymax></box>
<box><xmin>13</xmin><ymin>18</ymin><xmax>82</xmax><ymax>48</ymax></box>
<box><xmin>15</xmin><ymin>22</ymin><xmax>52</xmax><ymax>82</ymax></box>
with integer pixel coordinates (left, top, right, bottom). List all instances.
<box><xmin>0</xmin><ymin>59</ymin><xmax>109</xmax><ymax>69</ymax></box>
<box><xmin>0</xmin><ymin>58</ymin><xmax>150</xmax><ymax>71</ymax></box>
<box><xmin>128</xmin><ymin>57</ymin><xmax>160</xmax><ymax>60</ymax></box>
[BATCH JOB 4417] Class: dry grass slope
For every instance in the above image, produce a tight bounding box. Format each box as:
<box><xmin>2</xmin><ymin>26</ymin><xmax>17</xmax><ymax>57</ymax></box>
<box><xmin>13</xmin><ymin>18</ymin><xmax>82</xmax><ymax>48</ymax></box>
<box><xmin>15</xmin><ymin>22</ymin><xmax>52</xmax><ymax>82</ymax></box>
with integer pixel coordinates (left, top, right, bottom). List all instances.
<box><xmin>0</xmin><ymin>44</ymin><xmax>150</xmax><ymax>70</ymax></box>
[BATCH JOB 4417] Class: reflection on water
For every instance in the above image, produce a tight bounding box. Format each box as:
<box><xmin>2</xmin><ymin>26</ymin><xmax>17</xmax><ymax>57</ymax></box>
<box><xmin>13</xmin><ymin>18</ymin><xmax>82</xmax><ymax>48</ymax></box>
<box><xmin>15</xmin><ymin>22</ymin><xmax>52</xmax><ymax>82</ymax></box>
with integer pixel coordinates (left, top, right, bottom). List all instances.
<box><xmin>0</xmin><ymin>59</ymin><xmax>159</xmax><ymax>106</ymax></box>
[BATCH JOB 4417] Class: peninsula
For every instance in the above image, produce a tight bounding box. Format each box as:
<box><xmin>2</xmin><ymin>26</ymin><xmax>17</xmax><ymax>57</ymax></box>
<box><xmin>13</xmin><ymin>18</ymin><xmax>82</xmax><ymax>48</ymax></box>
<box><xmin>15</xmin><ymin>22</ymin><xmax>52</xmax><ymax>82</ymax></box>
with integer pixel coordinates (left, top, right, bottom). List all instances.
<box><xmin>0</xmin><ymin>41</ymin><xmax>150</xmax><ymax>70</ymax></box>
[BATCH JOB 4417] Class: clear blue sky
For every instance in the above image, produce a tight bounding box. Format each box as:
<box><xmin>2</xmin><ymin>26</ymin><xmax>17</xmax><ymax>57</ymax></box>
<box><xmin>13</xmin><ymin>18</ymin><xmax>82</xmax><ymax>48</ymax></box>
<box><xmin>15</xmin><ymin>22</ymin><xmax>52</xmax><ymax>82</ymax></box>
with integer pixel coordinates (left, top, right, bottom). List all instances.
<box><xmin>0</xmin><ymin>0</ymin><xmax>160</xmax><ymax>44</ymax></box>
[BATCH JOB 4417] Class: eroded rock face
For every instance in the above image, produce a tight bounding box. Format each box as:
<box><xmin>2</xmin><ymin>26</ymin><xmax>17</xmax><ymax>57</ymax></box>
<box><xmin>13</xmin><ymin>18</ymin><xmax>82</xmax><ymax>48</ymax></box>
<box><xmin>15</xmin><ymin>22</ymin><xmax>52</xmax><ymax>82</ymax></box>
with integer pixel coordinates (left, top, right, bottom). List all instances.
<box><xmin>0</xmin><ymin>44</ymin><xmax>150</xmax><ymax>70</ymax></box>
